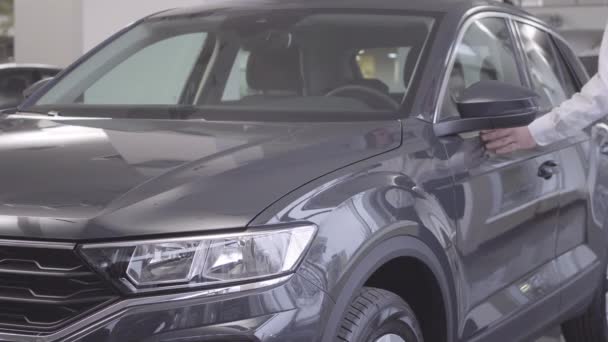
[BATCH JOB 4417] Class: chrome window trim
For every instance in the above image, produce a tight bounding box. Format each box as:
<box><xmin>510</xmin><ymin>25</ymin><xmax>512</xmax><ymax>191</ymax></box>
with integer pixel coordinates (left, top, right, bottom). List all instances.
<box><xmin>0</xmin><ymin>274</ymin><xmax>293</xmax><ymax>342</ymax></box>
<box><xmin>432</xmin><ymin>11</ymin><xmax>566</xmax><ymax>124</ymax></box>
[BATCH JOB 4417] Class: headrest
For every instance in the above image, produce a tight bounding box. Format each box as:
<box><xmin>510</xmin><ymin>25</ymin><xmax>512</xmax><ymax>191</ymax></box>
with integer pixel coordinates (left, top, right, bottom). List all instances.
<box><xmin>246</xmin><ymin>48</ymin><xmax>302</xmax><ymax>92</ymax></box>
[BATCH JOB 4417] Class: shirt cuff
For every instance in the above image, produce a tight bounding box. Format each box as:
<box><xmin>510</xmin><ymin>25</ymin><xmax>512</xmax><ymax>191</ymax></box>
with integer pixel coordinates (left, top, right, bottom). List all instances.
<box><xmin>528</xmin><ymin>115</ymin><xmax>555</xmax><ymax>147</ymax></box>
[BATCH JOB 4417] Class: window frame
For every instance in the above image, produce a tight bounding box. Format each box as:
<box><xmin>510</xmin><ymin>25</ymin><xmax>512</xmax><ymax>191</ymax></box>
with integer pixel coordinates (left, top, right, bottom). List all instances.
<box><xmin>511</xmin><ymin>19</ymin><xmax>581</xmax><ymax>111</ymax></box>
<box><xmin>433</xmin><ymin>12</ymin><xmax>529</xmax><ymax>123</ymax></box>
<box><xmin>551</xmin><ymin>38</ymin><xmax>586</xmax><ymax>91</ymax></box>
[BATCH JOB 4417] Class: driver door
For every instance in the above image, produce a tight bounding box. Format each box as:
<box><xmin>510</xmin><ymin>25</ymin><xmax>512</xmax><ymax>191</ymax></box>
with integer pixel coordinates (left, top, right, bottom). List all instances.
<box><xmin>436</xmin><ymin>16</ymin><xmax>562</xmax><ymax>341</ymax></box>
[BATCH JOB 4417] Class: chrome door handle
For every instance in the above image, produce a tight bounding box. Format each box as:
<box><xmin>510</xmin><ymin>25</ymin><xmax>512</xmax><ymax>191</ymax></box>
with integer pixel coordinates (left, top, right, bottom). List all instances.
<box><xmin>538</xmin><ymin>160</ymin><xmax>558</xmax><ymax>180</ymax></box>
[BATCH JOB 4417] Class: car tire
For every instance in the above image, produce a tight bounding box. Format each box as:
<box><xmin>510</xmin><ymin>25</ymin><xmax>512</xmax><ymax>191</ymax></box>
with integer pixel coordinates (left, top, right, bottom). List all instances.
<box><xmin>338</xmin><ymin>287</ymin><xmax>424</xmax><ymax>342</ymax></box>
<box><xmin>561</xmin><ymin>277</ymin><xmax>608</xmax><ymax>342</ymax></box>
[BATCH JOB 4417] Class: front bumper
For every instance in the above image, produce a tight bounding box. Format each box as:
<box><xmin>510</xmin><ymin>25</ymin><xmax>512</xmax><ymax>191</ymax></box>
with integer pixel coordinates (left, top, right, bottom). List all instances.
<box><xmin>0</xmin><ymin>274</ymin><xmax>331</xmax><ymax>342</ymax></box>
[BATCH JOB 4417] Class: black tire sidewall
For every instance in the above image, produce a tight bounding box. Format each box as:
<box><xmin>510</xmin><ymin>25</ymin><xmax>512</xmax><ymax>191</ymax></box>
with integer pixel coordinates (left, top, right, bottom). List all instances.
<box><xmin>340</xmin><ymin>288</ymin><xmax>424</xmax><ymax>342</ymax></box>
<box><xmin>365</xmin><ymin>319</ymin><xmax>420</xmax><ymax>342</ymax></box>
<box><xmin>562</xmin><ymin>276</ymin><xmax>608</xmax><ymax>341</ymax></box>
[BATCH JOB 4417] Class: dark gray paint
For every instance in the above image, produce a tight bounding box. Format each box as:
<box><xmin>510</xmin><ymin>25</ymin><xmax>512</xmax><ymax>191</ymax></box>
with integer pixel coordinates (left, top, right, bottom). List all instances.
<box><xmin>0</xmin><ymin>117</ymin><xmax>399</xmax><ymax>240</ymax></box>
<box><xmin>0</xmin><ymin>1</ymin><xmax>607</xmax><ymax>341</ymax></box>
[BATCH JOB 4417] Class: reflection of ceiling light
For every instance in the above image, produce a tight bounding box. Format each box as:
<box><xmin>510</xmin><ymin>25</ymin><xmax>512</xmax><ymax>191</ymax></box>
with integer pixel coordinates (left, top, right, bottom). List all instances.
<box><xmin>474</xmin><ymin>21</ymin><xmax>497</xmax><ymax>40</ymax></box>
<box><xmin>388</xmin><ymin>53</ymin><xmax>398</xmax><ymax>59</ymax></box>
<box><xmin>356</xmin><ymin>55</ymin><xmax>361</xmax><ymax>61</ymax></box>
<box><xmin>358</xmin><ymin>50</ymin><xmax>365</xmax><ymax>55</ymax></box>
<box><xmin>521</xmin><ymin>24</ymin><xmax>537</xmax><ymax>39</ymax></box>
<box><xmin>457</xmin><ymin>44</ymin><xmax>476</xmax><ymax>57</ymax></box>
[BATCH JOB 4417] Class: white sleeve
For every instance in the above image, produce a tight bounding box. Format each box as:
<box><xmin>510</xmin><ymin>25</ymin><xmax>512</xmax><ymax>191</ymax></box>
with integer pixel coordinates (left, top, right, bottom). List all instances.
<box><xmin>528</xmin><ymin>23</ymin><xmax>608</xmax><ymax>146</ymax></box>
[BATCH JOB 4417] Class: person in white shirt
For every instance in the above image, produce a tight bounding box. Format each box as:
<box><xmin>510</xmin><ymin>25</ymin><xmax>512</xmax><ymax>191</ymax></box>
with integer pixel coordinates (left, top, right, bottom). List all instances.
<box><xmin>482</xmin><ymin>23</ymin><xmax>608</xmax><ymax>153</ymax></box>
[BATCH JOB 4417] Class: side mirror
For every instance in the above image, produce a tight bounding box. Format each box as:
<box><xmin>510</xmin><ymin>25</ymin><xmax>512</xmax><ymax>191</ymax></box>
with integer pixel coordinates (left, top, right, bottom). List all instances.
<box><xmin>23</xmin><ymin>77</ymin><xmax>53</xmax><ymax>99</ymax></box>
<box><xmin>434</xmin><ymin>80</ymin><xmax>539</xmax><ymax>137</ymax></box>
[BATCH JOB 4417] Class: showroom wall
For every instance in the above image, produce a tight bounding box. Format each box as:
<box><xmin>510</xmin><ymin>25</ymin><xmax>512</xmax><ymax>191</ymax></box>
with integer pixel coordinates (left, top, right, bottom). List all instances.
<box><xmin>527</xmin><ymin>5</ymin><xmax>608</xmax><ymax>55</ymax></box>
<box><xmin>14</xmin><ymin>0</ymin><xmax>83</xmax><ymax>67</ymax></box>
<box><xmin>12</xmin><ymin>0</ymin><xmax>608</xmax><ymax>67</ymax></box>
<box><xmin>15</xmin><ymin>0</ymin><xmax>205</xmax><ymax>67</ymax></box>
<box><xmin>80</xmin><ymin>0</ymin><xmax>206</xmax><ymax>52</ymax></box>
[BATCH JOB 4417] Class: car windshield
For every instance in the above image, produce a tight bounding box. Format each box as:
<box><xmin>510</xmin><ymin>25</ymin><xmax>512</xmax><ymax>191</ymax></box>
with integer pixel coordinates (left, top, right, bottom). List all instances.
<box><xmin>24</xmin><ymin>9</ymin><xmax>435</xmax><ymax>119</ymax></box>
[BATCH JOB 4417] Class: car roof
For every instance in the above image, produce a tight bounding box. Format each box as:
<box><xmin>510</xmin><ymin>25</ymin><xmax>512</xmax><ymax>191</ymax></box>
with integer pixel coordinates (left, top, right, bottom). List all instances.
<box><xmin>149</xmin><ymin>0</ymin><xmax>531</xmax><ymax>20</ymax></box>
<box><xmin>0</xmin><ymin>63</ymin><xmax>60</xmax><ymax>71</ymax></box>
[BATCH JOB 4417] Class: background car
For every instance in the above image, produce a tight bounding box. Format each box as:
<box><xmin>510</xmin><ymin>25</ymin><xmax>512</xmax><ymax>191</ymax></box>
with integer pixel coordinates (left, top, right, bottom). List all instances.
<box><xmin>0</xmin><ymin>63</ymin><xmax>60</xmax><ymax>110</ymax></box>
<box><xmin>0</xmin><ymin>1</ymin><xmax>606</xmax><ymax>342</ymax></box>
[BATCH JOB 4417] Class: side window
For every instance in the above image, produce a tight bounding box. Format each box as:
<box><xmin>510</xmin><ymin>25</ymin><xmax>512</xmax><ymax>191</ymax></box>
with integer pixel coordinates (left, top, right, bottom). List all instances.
<box><xmin>518</xmin><ymin>23</ymin><xmax>577</xmax><ymax>111</ymax></box>
<box><xmin>441</xmin><ymin>18</ymin><xmax>523</xmax><ymax>119</ymax></box>
<box><xmin>222</xmin><ymin>49</ymin><xmax>252</xmax><ymax>102</ymax></box>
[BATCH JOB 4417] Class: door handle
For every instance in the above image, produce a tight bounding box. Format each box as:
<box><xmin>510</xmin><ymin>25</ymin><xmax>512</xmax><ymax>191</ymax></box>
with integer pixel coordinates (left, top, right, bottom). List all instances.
<box><xmin>538</xmin><ymin>160</ymin><xmax>558</xmax><ymax>180</ymax></box>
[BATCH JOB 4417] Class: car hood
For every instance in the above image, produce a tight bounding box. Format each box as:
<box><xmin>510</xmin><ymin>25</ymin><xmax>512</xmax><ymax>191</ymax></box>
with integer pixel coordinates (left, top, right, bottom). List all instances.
<box><xmin>0</xmin><ymin>114</ymin><xmax>400</xmax><ymax>241</ymax></box>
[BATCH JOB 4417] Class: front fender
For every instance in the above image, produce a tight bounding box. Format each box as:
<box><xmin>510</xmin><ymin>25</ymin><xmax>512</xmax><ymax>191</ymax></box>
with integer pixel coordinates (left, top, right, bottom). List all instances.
<box><xmin>316</xmin><ymin>233</ymin><xmax>456</xmax><ymax>342</ymax></box>
<box><xmin>250</xmin><ymin>150</ymin><xmax>459</xmax><ymax>342</ymax></box>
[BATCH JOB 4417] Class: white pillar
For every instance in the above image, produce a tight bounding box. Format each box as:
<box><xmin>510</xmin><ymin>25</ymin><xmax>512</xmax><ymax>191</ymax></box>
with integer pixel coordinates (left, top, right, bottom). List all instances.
<box><xmin>81</xmin><ymin>0</ymin><xmax>207</xmax><ymax>52</ymax></box>
<box><xmin>15</xmin><ymin>0</ymin><xmax>207</xmax><ymax>67</ymax></box>
<box><xmin>15</xmin><ymin>0</ymin><xmax>83</xmax><ymax>67</ymax></box>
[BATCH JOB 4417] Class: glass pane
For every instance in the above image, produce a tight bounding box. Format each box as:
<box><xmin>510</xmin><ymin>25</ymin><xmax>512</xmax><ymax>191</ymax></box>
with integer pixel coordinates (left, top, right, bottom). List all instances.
<box><xmin>30</xmin><ymin>11</ymin><xmax>435</xmax><ymax>118</ymax></box>
<box><xmin>83</xmin><ymin>33</ymin><xmax>207</xmax><ymax>105</ymax></box>
<box><xmin>442</xmin><ymin>18</ymin><xmax>522</xmax><ymax>119</ymax></box>
<box><xmin>221</xmin><ymin>49</ymin><xmax>253</xmax><ymax>102</ymax></box>
<box><xmin>519</xmin><ymin>23</ymin><xmax>571</xmax><ymax>110</ymax></box>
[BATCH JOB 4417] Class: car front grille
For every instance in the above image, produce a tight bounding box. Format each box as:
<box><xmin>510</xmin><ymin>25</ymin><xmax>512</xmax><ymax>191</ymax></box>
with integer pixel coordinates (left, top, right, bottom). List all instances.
<box><xmin>0</xmin><ymin>241</ymin><xmax>118</xmax><ymax>335</ymax></box>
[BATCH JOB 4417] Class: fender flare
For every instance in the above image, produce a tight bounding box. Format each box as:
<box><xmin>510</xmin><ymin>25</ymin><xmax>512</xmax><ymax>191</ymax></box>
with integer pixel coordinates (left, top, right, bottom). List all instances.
<box><xmin>320</xmin><ymin>233</ymin><xmax>457</xmax><ymax>342</ymax></box>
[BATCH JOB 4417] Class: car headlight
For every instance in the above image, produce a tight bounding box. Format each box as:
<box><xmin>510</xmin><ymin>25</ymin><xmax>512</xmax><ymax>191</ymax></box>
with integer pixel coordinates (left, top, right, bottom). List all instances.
<box><xmin>78</xmin><ymin>224</ymin><xmax>316</xmax><ymax>294</ymax></box>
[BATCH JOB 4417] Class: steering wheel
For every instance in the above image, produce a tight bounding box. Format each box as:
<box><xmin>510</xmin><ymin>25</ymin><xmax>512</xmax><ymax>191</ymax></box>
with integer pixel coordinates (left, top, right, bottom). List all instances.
<box><xmin>325</xmin><ymin>85</ymin><xmax>400</xmax><ymax>111</ymax></box>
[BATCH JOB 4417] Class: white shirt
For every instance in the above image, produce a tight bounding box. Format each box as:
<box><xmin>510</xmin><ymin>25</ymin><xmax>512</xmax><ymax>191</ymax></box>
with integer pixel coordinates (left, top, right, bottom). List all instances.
<box><xmin>528</xmin><ymin>24</ymin><xmax>608</xmax><ymax>146</ymax></box>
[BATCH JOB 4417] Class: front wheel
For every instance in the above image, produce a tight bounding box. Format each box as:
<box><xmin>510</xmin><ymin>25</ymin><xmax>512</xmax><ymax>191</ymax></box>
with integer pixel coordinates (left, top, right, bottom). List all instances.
<box><xmin>561</xmin><ymin>276</ymin><xmax>608</xmax><ymax>341</ymax></box>
<box><xmin>338</xmin><ymin>287</ymin><xmax>424</xmax><ymax>342</ymax></box>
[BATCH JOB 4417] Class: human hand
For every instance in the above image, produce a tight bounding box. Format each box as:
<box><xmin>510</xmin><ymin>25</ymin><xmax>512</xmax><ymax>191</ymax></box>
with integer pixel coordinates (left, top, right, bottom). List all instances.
<box><xmin>480</xmin><ymin>127</ymin><xmax>537</xmax><ymax>154</ymax></box>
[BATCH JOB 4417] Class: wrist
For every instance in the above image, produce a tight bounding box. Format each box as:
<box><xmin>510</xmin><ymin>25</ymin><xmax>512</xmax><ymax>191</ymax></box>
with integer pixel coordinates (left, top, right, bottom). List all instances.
<box><xmin>527</xmin><ymin>116</ymin><xmax>553</xmax><ymax>146</ymax></box>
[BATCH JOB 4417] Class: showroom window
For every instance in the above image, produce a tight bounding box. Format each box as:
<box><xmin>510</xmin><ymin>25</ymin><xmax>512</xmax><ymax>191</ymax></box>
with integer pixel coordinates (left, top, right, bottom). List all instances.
<box><xmin>441</xmin><ymin>17</ymin><xmax>523</xmax><ymax>119</ymax></box>
<box><xmin>518</xmin><ymin>23</ymin><xmax>578</xmax><ymax>111</ymax></box>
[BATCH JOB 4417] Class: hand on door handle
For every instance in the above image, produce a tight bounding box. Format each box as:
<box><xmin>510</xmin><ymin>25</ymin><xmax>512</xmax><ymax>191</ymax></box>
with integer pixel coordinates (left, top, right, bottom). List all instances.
<box><xmin>538</xmin><ymin>160</ymin><xmax>558</xmax><ymax>180</ymax></box>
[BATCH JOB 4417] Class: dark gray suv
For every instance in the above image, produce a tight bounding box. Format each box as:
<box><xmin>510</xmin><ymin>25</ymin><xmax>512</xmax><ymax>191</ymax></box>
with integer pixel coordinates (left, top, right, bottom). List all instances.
<box><xmin>2</xmin><ymin>1</ymin><xmax>608</xmax><ymax>341</ymax></box>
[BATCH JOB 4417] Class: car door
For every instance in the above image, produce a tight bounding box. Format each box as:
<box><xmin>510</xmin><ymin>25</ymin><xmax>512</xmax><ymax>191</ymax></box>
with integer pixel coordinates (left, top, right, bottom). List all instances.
<box><xmin>516</xmin><ymin>21</ymin><xmax>606</xmax><ymax>316</ymax></box>
<box><xmin>435</xmin><ymin>16</ymin><xmax>563</xmax><ymax>341</ymax></box>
